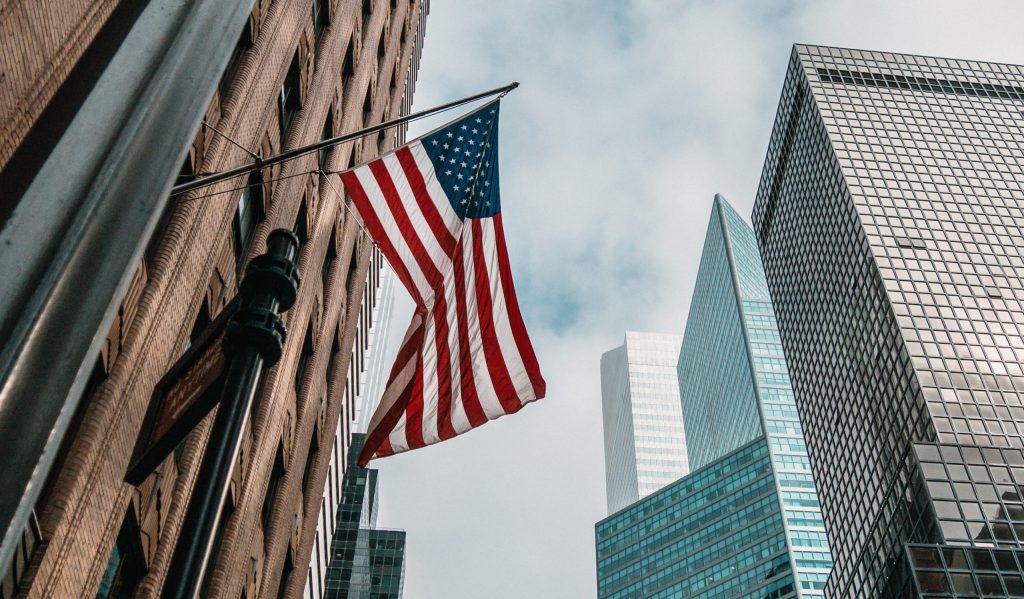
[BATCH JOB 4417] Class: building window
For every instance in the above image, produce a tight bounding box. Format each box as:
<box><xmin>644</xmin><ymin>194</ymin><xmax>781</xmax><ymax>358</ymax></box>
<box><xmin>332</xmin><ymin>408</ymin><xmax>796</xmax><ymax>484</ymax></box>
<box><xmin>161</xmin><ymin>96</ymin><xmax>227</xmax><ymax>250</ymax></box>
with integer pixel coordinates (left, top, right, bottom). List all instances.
<box><xmin>362</xmin><ymin>88</ymin><xmax>373</xmax><ymax>127</ymax></box>
<box><xmin>295</xmin><ymin>325</ymin><xmax>314</xmax><ymax>393</ymax></box>
<box><xmin>345</xmin><ymin>248</ymin><xmax>360</xmax><ymax>295</ymax></box>
<box><xmin>293</xmin><ymin>198</ymin><xmax>309</xmax><ymax>247</ymax></box>
<box><xmin>185</xmin><ymin>298</ymin><xmax>211</xmax><ymax>351</ymax></box>
<box><xmin>302</xmin><ymin>423</ymin><xmax>320</xmax><ymax>497</ymax></box>
<box><xmin>312</xmin><ymin>0</ymin><xmax>329</xmax><ymax>47</ymax></box>
<box><xmin>95</xmin><ymin>509</ymin><xmax>145</xmax><ymax>599</ymax></box>
<box><xmin>319</xmin><ymin>111</ymin><xmax>333</xmax><ymax>172</ymax></box>
<box><xmin>219</xmin><ymin>19</ymin><xmax>253</xmax><ymax>100</ymax></box>
<box><xmin>261</xmin><ymin>445</ymin><xmax>286</xmax><ymax>535</ymax></box>
<box><xmin>341</xmin><ymin>38</ymin><xmax>355</xmax><ymax>91</ymax></box>
<box><xmin>276</xmin><ymin>551</ymin><xmax>294</xmax><ymax>599</ymax></box>
<box><xmin>278</xmin><ymin>52</ymin><xmax>302</xmax><ymax>143</ymax></box>
<box><xmin>322</xmin><ymin>225</ymin><xmax>337</xmax><ymax>293</ymax></box>
<box><xmin>233</xmin><ymin>170</ymin><xmax>263</xmax><ymax>267</ymax></box>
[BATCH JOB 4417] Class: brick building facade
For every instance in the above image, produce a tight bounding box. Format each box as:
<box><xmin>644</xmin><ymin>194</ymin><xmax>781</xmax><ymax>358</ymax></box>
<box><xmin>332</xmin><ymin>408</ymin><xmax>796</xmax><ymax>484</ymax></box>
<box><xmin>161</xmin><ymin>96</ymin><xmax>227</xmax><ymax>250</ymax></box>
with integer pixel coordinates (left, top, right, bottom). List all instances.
<box><xmin>0</xmin><ymin>1</ymin><xmax>427</xmax><ymax>597</ymax></box>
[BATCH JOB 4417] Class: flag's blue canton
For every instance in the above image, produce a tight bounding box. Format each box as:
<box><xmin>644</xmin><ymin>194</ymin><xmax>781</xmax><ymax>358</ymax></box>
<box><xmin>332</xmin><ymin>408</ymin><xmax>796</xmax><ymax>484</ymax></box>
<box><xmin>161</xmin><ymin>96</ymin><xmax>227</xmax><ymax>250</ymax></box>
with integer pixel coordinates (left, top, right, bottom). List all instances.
<box><xmin>422</xmin><ymin>102</ymin><xmax>501</xmax><ymax>219</ymax></box>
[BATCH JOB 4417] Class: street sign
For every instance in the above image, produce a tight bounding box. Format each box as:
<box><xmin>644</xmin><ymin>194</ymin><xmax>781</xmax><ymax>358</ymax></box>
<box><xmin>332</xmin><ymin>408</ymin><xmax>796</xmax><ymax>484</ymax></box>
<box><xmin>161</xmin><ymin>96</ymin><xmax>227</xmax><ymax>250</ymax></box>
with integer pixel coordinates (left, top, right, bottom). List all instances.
<box><xmin>125</xmin><ymin>297</ymin><xmax>240</xmax><ymax>485</ymax></box>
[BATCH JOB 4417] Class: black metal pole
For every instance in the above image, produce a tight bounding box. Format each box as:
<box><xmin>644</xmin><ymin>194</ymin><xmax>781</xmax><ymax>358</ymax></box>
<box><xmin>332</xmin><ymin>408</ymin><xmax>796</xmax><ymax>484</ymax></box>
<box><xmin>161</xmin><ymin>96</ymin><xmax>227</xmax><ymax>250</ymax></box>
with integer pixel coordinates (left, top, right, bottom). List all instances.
<box><xmin>162</xmin><ymin>229</ymin><xmax>301</xmax><ymax>599</ymax></box>
<box><xmin>170</xmin><ymin>81</ymin><xmax>519</xmax><ymax>197</ymax></box>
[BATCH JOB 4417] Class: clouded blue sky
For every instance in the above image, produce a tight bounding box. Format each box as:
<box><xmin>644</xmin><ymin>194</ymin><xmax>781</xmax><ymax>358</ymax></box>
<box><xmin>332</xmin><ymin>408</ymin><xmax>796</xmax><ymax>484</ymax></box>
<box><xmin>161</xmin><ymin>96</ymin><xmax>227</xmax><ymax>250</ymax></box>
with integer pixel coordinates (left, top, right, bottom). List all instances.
<box><xmin>370</xmin><ymin>2</ymin><xmax>1024</xmax><ymax>597</ymax></box>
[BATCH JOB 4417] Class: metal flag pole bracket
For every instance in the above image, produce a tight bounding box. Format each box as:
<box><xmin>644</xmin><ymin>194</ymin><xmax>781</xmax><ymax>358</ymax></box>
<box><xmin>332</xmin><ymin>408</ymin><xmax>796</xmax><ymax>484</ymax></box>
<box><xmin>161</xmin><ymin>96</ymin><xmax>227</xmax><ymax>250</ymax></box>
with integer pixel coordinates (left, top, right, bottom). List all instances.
<box><xmin>160</xmin><ymin>229</ymin><xmax>300</xmax><ymax>599</ymax></box>
<box><xmin>169</xmin><ymin>81</ymin><xmax>520</xmax><ymax>198</ymax></box>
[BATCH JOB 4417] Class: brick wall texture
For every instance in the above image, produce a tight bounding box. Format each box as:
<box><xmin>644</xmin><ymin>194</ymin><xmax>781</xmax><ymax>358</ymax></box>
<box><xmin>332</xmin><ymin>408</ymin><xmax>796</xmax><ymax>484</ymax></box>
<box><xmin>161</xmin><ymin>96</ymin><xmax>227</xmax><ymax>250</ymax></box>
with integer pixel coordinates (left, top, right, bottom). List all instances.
<box><xmin>1</xmin><ymin>0</ymin><xmax>426</xmax><ymax>597</ymax></box>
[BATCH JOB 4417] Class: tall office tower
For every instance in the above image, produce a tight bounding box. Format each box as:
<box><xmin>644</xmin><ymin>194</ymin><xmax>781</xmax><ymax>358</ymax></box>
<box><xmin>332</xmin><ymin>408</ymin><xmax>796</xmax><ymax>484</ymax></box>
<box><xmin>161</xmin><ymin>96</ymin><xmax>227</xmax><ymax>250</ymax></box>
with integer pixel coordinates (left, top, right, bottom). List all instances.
<box><xmin>0</xmin><ymin>2</ymin><xmax>428</xmax><ymax>598</ymax></box>
<box><xmin>322</xmin><ymin>434</ymin><xmax>407</xmax><ymax>599</ymax></box>
<box><xmin>304</xmin><ymin>251</ymin><xmax>397</xmax><ymax>599</ymax></box>
<box><xmin>596</xmin><ymin>196</ymin><xmax>831</xmax><ymax>599</ymax></box>
<box><xmin>752</xmin><ymin>45</ymin><xmax>1024</xmax><ymax>597</ymax></box>
<box><xmin>601</xmin><ymin>332</ymin><xmax>690</xmax><ymax>513</ymax></box>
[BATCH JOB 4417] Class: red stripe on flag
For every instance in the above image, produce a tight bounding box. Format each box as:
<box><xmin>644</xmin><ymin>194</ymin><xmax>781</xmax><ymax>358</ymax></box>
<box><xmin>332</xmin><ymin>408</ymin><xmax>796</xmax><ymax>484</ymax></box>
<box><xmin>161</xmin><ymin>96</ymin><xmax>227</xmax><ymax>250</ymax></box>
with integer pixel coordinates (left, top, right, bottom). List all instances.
<box><xmin>450</xmin><ymin>238</ymin><xmax>487</xmax><ymax>427</ymax></box>
<box><xmin>431</xmin><ymin>299</ymin><xmax>457</xmax><ymax>440</ymax></box>
<box><xmin>396</xmin><ymin>147</ymin><xmax>458</xmax><ymax>254</ymax></box>
<box><xmin>367</xmin><ymin>160</ymin><xmax>456</xmax><ymax>444</ymax></box>
<box><xmin>492</xmin><ymin>214</ymin><xmax>546</xmax><ymax>399</ymax></box>
<box><xmin>339</xmin><ymin>171</ymin><xmax>424</xmax><ymax>306</ymax></box>
<box><xmin>471</xmin><ymin>220</ymin><xmax>521</xmax><ymax>414</ymax></box>
<box><xmin>368</xmin><ymin>161</ymin><xmax>446</xmax><ymax>293</ymax></box>
<box><xmin>358</xmin><ymin>314</ymin><xmax>426</xmax><ymax>466</ymax></box>
<box><xmin>403</xmin><ymin>351</ymin><xmax>426</xmax><ymax>450</ymax></box>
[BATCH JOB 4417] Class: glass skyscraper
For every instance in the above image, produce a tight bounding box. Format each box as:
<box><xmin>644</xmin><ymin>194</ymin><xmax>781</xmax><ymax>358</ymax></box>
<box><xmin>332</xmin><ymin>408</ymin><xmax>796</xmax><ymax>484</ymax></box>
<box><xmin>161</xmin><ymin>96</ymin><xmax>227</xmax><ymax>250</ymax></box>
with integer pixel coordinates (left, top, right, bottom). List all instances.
<box><xmin>752</xmin><ymin>45</ymin><xmax>1024</xmax><ymax>597</ymax></box>
<box><xmin>595</xmin><ymin>196</ymin><xmax>832</xmax><ymax>598</ymax></box>
<box><xmin>322</xmin><ymin>434</ymin><xmax>407</xmax><ymax>599</ymax></box>
<box><xmin>601</xmin><ymin>332</ymin><xmax>689</xmax><ymax>513</ymax></box>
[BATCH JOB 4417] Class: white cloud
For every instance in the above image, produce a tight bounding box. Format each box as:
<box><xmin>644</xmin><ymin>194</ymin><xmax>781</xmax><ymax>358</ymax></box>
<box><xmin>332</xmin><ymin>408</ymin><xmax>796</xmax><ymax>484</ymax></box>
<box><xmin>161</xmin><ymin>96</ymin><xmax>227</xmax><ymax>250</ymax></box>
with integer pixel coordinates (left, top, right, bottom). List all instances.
<box><xmin>374</xmin><ymin>1</ymin><xmax>1024</xmax><ymax>597</ymax></box>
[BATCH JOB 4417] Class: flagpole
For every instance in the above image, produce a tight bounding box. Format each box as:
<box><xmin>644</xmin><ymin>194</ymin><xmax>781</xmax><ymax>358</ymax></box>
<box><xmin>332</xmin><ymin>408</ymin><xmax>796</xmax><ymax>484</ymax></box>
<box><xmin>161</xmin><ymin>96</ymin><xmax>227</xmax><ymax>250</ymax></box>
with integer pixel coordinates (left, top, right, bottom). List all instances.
<box><xmin>170</xmin><ymin>81</ymin><xmax>519</xmax><ymax>197</ymax></box>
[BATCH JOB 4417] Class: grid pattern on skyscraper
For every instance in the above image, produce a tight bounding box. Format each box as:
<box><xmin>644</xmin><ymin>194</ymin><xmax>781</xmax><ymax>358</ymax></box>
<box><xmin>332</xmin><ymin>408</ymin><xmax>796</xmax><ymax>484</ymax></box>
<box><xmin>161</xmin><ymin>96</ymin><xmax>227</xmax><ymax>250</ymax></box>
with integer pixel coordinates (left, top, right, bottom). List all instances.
<box><xmin>601</xmin><ymin>333</ymin><xmax>689</xmax><ymax>513</ymax></box>
<box><xmin>626</xmin><ymin>333</ymin><xmax>691</xmax><ymax>497</ymax></box>
<box><xmin>679</xmin><ymin>197</ymin><xmax>833</xmax><ymax>595</ymax></box>
<box><xmin>753</xmin><ymin>45</ymin><xmax>1024</xmax><ymax>597</ymax></box>
<box><xmin>596</xmin><ymin>439</ymin><xmax>797</xmax><ymax>599</ymax></box>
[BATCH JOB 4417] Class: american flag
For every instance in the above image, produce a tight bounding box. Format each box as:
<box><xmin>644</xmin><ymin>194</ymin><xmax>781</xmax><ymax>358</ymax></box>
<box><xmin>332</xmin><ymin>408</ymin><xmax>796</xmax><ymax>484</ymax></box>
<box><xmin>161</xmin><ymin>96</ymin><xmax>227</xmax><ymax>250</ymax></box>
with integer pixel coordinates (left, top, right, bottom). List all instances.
<box><xmin>340</xmin><ymin>100</ymin><xmax>545</xmax><ymax>465</ymax></box>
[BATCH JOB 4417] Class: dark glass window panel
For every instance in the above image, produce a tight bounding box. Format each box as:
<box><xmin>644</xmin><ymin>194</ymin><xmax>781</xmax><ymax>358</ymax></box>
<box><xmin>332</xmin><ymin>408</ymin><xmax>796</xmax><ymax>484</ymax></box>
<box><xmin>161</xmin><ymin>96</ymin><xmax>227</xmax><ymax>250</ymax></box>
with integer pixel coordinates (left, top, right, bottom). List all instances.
<box><xmin>1004</xmin><ymin>574</ymin><xmax>1024</xmax><ymax>596</ymax></box>
<box><xmin>984</xmin><ymin>503</ymin><xmax>1005</xmax><ymax>519</ymax></box>
<box><xmin>941</xmin><ymin>445</ymin><xmax>964</xmax><ymax>463</ymax></box>
<box><xmin>322</xmin><ymin>226</ymin><xmax>337</xmax><ymax>292</ymax></box>
<box><xmin>977</xmin><ymin>574</ymin><xmax>1003</xmax><ymax>596</ymax></box>
<box><xmin>956</xmin><ymin>483</ymin><xmax>979</xmax><ymax>500</ymax></box>
<box><xmin>312</xmin><ymin>0</ymin><xmax>329</xmax><ymax>46</ymax></box>
<box><xmin>96</xmin><ymin>510</ymin><xmax>145</xmax><ymax>599</ymax></box>
<box><xmin>233</xmin><ymin>170</ymin><xmax>263</xmax><ymax>267</ymax></box>
<box><xmin>924</xmin><ymin>463</ymin><xmax>949</xmax><ymax>479</ymax></box>
<box><xmin>993</xmin><ymin>467</ymin><xmax>1015</xmax><ymax>484</ymax></box>
<box><xmin>995</xmin><ymin>523</ymin><xmax>1016</xmax><ymax>542</ymax></box>
<box><xmin>929</xmin><ymin>481</ymin><xmax>956</xmax><ymax>500</ymax></box>
<box><xmin>1005</xmin><ymin>450</ymin><xmax>1024</xmax><ymax>467</ymax></box>
<box><xmin>912</xmin><ymin>547</ymin><xmax>943</xmax><ymax>568</ymax></box>
<box><xmin>295</xmin><ymin>326</ymin><xmax>313</xmax><ymax>393</ymax></box>
<box><xmin>962</xmin><ymin>502</ymin><xmax>984</xmax><ymax>519</ymax></box>
<box><xmin>984</xmin><ymin>448</ymin><xmax>1006</xmax><ymax>464</ymax></box>
<box><xmin>261</xmin><ymin>446</ymin><xmax>286</xmax><ymax>534</ymax></box>
<box><xmin>279</xmin><ymin>52</ymin><xmax>302</xmax><ymax>142</ymax></box>
<box><xmin>950</xmin><ymin>573</ymin><xmax>978</xmax><ymax>595</ymax></box>
<box><xmin>994</xmin><ymin>551</ymin><xmax>1019</xmax><ymax>572</ymax></box>
<box><xmin>944</xmin><ymin>548</ymin><xmax>970</xmax><ymax>569</ymax></box>
<box><xmin>948</xmin><ymin>464</ymin><xmax>970</xmax><ymax>480</ymax></box>
<box><xmin>934</xmin><ymin>501</ymin><xmax>961</xmax><ymax>519</ymax></box>
<box><xmin>977</xmin><ymin>485</ymin><xmax>999</xmax><ymax>502</ymax></box>
<box><xmin>964</xmin><ymin>447</ymin><xmax>985</xmax><ymax>463</ymax></box>
<box><xmin>219</xmin><ymin>20</ymin><xmax>253</xmax><ymax>99</ymax></box>
<box><xmin>319</xmin><ymin>111</ymin><xmax>333</xmax><ymax>172</ymax></box>
<box><xmin>972</xmin><ymin>550</ymin><xmax>997</xmax><ymax>571</ymax></box>
<box><xmin>293</xmin><ymin>199</ymin><xmax>308</xmax><ymax>246</ymax></box>
<box><xmin>917</xmin><ymin>570</ymin><xmax>950</xmax><ymax>593</ymax></box>
<box><xmin>941</xmin><ymin>520</ymin><xmax>969</xmax><ymax>540</ymax></box>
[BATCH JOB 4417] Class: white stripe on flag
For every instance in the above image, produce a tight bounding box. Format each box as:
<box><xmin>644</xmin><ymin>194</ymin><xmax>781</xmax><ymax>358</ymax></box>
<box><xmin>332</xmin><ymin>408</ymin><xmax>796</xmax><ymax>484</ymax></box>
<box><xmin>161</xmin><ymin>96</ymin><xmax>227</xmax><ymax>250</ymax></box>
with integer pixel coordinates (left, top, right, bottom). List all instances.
<box><xmin>460</xmin><ymin>223</ymin><xmax>504</xmax><ymax>419</ymax></box>
<box><xmin>478</xmin><ymin>220</ymin><xmax>535</xmax><ymax>405</ymax></box>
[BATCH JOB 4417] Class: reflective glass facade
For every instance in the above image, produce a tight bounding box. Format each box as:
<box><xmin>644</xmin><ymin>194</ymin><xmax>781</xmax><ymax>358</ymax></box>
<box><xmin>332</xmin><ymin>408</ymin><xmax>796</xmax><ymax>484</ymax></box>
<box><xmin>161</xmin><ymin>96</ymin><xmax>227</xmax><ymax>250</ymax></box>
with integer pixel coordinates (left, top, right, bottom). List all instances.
<box><xmin>594</xmin><ymin>197</ymin><xmax>831</xmax><ymax>598</ymax></box>
<box><xmin>678</xmin><ymin>195</ymin><xmax>832</xmax><ymax>596</ymax></box>
<box><xmin>596</xmin><ymin>438</ymin><xmax>799</xmax><ymax>599</ymax></box>
<box><xmin>322</xmin><ymin>434</ymin><xmax>406</xmax><ymax>598</ymax></box>
<box><xmin>307</xmin><ymin>250</ymin><xmax>397</xmax><ymax>598</ymax></box>
<box><xmin>752</xmin><ymin>45</ymin><xmax>1024</xmax><ymax>597</ymax></box>
<box><xmin>602</xmin><ymin>332</ymin><xmax>690</xmax><ymax>513</ymax></box>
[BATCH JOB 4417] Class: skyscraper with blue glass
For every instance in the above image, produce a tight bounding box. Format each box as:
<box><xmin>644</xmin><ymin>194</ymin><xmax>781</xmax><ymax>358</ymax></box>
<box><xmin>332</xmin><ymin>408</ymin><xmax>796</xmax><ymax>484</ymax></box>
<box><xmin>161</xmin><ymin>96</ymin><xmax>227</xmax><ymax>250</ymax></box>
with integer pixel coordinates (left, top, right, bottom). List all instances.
<box><xmin>595</xmin><ymin>195</ymin><xmax>832</xmax><ymax>598</ymax></box>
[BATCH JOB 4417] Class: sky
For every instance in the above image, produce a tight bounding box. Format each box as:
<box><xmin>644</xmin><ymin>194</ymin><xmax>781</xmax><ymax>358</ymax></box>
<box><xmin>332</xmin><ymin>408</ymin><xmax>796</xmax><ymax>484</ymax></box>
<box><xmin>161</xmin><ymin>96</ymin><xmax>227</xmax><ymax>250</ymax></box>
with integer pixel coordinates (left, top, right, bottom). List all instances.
<box><xmin>369</xmin><ymin>2</ymin><xmax>1024</xmax><ymax>597</ymax></box>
